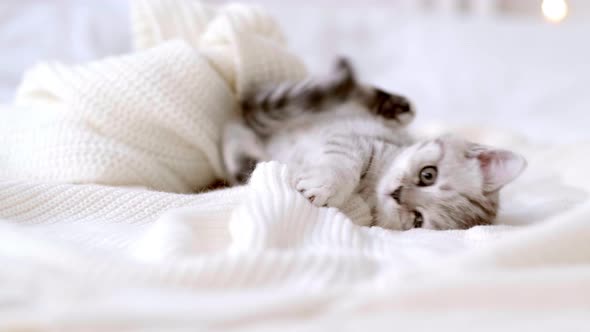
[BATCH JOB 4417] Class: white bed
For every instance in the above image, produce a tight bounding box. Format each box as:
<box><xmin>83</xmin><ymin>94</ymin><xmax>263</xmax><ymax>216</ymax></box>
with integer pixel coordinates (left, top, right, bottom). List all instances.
<box><xmin>1</xmin><ymin>1</ymin><xmax>590</xmax><ymax>331</ymax></box>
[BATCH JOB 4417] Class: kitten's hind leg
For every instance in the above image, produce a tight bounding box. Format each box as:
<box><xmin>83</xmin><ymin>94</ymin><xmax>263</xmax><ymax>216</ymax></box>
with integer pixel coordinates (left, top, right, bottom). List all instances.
<box><xmin>367</xmin><ymin>88</ymin><xmax>415</xmax><ymax>126</ymax></box>
<box><xmin>292</xmin><ymin>56</ymin><xmax>416</xmax><ymax>125</ymax></box>
<box><xmin>241</xmin><ymin>57</ymin><xmax>359</xmax><ymax>136</ymax></box>
<box><xmin>242</xmin><ymin>56</ymin><xmax>416</xmax><ymax>137</ymax></box>
<box><xmin>298</xmin><ymin>57</ymin><xmax>416</xmax><ymax>126</ymax></box>
<box><xmin>221</xmin><ymin>120</ymin><xmax>268</xmax><ymax>185</ymax></box>
<box><xmin>332</xmin><ymin>59</ymin><xmax>415</xmax><ymax>126</ymax></box>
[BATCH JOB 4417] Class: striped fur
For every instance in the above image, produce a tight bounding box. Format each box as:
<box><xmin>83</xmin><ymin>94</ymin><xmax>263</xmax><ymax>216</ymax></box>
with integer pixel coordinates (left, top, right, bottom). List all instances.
<box><xmin>241</xmin><ymin>58</ymin><xmax>414</xmax><ymax>137</ymax></box>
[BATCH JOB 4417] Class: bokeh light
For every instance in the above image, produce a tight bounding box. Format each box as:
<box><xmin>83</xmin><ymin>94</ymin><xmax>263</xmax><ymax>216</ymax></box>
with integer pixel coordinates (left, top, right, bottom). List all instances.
<box><xmin>542</xmin><ymin>0</ymin><xmax>569</xmax><ymax>23</ymax></box>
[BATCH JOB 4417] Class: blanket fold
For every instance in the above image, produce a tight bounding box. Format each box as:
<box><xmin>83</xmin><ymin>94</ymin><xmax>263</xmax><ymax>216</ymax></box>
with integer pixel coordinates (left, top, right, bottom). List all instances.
<box><xmin>1</xmin><ymin>0</ymin><xmax>590</xmax><ymax>329</ymax></box>
<box><xmin>1</xmin><ymin>0</ymin><xmax>306</xmax><ymax>192</ymax></box>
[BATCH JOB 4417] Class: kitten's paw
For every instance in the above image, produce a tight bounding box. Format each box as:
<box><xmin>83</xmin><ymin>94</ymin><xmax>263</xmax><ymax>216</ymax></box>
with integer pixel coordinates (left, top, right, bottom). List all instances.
<box><xmin>294</xmin><ymin>169</ymin><xmax>350</xmax><ymax>207</ymax></box>
<box><xmin>374</xmin><ymin>90</ymin><xmax>415</xmax><ymax>126</ymax></box>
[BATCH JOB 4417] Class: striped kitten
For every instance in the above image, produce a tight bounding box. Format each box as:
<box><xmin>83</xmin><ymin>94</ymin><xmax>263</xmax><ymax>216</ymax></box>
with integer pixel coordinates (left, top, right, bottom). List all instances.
<box><xmin>222</xmin><ymin>59</ymin><xmax>526</xmax><ymax>230</ymax></box>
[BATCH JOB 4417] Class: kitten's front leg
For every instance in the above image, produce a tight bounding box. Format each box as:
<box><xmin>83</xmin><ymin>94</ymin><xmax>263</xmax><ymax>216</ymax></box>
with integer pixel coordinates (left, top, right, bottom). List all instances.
<box><xmin>295</xmin><ymin>164</ymin><xmax>359</xmax><ymax>207</ymax></box>
<box><xmin>294</xmin><ymin>141</ymin><xmax>368</xmax><ymax>208</ymax></box>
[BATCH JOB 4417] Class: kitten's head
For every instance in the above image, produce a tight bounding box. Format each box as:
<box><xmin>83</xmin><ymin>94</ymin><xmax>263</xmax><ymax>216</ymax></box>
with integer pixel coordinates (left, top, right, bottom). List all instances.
<box><xmin>374</xmin><ymin>135</ymin><xmax>527</xmax><ymax>230</ymax></box>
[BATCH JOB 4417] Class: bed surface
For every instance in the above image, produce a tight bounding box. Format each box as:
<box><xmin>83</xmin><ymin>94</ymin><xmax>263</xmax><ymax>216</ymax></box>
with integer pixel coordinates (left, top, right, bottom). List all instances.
<box><xmin>1</xmin><ymin>1</ymin><xmax>590</xmax><ymax>331</ymax></box>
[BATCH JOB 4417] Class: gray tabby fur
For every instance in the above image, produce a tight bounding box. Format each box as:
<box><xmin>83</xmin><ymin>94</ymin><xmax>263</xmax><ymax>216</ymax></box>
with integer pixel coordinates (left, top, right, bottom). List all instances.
<box><xmin>222</xmin><ymin>59</ymin><xmax>527</xmax><ymax>230</ymax></box>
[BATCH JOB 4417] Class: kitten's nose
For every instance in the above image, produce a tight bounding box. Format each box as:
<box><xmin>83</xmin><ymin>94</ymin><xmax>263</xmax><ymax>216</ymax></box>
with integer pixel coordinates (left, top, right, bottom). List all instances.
<box><xmin>391</xmin><ymin>186</ymin><xmax>402</xmax><ymax>205</ymax></box>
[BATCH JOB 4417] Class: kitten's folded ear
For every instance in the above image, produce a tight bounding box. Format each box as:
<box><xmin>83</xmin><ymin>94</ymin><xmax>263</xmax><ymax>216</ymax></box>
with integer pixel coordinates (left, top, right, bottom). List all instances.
<box><xmin>467</xmin><ymin>144</ymin><xmax>528</xmax><ymax>193</ymax></box>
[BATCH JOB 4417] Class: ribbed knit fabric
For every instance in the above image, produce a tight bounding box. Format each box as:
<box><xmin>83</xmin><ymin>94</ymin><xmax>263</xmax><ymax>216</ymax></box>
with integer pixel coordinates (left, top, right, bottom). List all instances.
<box><xmin>0</xmin><ymin>161</ymin><xmax>512</xmax><ymax>290</ymax></box>
<box><xmin>1</xmin><ymin>0</ymin><xmax>306</xmax><ymax>192</ymax></box>
<box><xmin>2</xmin><ymin>159</ymin><xmax>590</xmax><ymax>331</ymax></box>
<box><xmin>1</xmin><ymin>1</ymin><xmax>590</xmax><ymax>330</ymax></box>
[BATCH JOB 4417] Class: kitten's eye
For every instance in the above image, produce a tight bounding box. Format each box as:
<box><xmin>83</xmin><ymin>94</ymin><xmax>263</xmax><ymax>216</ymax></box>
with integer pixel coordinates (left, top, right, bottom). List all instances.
<box><xmin>418</xmin><ymin>166</ymin><xmax>438</xmax><ymax>186</ymax></box>
<box><xmin>413</xmin><ymin>210</ymin><xmax>424</xmax><ymax>228</ymax></box>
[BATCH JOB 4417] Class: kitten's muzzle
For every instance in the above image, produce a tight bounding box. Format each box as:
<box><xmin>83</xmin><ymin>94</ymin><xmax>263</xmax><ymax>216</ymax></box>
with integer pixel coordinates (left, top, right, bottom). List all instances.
<box><xmin>391</xmin><ymin>186</ymin><xmax>403</xmax><ymax>205</ymax></box>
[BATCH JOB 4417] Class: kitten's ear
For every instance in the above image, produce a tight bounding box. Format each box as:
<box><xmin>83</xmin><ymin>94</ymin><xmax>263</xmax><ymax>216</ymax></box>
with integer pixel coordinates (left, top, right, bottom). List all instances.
<box><xmin>468</xmin><ymin>145</ymin><xmax>527</xmax><ymax>193</ymax></box>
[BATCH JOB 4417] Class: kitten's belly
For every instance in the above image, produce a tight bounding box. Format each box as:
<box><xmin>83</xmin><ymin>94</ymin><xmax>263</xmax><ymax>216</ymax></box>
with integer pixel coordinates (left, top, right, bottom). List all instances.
<box><xmin>266</xmin><ymin>126</ymin><xmax>315</xmax><ymax>165</ymax></box>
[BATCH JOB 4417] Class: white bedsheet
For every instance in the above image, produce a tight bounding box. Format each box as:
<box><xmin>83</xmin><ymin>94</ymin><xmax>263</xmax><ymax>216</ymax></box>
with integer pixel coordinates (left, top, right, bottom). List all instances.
<box><xmin>2</xmin><ymin>138</ymin><xmax>590</xmax><ymax>331</ymax></box>
<box><xmin>1</xmin><ymin>1</ymin><xmax>590</xmax><ymax>331</ymax></box>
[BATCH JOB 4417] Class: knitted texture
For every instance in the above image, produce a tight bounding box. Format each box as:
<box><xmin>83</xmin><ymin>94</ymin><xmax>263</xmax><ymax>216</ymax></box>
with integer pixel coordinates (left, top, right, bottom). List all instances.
<box><xmin>2</xmin><ymin>160</ymin><xmax>590</xmax><ymax>331</ymax></box>
<box><xmin>1</xmin><ymin>0</ymin><xmax>306</xmax><ymax>192</ymax></box>
<box><xmin>2</xmin><ymin>1</ymin><xmax>590</xmax><ymax>330</ymax></box>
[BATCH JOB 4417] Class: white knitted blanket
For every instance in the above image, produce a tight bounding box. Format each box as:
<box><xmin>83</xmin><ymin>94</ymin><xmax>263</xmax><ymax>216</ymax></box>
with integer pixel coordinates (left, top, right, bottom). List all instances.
<box><xmin>1</xmin><ymin>0</ymin><xmax>306</xmax><ymax>192</ymax></box>
<box><xmin>1</xmin><ymin>1</ymin><xmax>590</xmax><ymax>330</ymax></box>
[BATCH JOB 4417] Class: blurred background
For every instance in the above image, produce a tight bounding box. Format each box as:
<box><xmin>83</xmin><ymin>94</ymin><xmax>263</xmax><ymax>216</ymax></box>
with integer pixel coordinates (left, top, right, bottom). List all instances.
<box><xmin>1</xmin><ymin>0</ymin><xmax>588</xmax><ymax>143</ymax></box>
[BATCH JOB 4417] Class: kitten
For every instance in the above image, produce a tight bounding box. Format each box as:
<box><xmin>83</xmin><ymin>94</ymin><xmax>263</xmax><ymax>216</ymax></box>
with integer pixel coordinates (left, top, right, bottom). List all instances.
<box><xmin>222</xmin><ymin>59</ymin><xmax>526</xmax><ymax>230</ymax></box>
